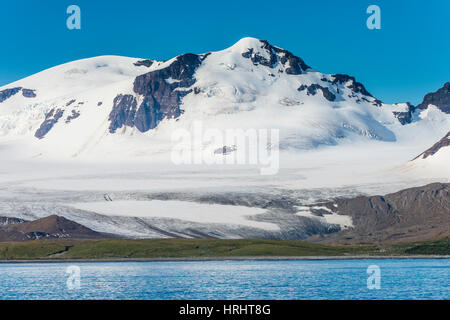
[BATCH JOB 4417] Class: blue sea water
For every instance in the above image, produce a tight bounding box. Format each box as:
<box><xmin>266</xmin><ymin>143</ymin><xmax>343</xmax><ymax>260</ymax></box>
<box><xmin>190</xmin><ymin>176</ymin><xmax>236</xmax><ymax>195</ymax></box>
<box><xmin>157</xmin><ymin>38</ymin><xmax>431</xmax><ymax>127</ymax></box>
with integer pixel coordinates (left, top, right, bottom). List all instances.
<box><xmin>0</xmin><ymin>259</ymin><xmax>448</xmax><ymax>300</ymax></box>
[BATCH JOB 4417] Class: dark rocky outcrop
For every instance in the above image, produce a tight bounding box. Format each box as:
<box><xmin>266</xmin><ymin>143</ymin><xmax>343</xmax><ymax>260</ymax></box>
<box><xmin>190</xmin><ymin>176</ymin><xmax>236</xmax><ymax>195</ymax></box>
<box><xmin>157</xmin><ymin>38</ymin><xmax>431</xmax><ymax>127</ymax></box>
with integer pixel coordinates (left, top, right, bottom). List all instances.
<box><xmin>307</xmin><ymin>183</ymin><xmax>450</xmax><ymax>244</ymax></box>
<box><xmin>242</xmin><ymin>46</ymin><xmax>277</xmax><ymax>68</ymax></box>
<box><xmin>108</xmin><ymin>94</ymin><xmax>138</xmax><ymax>133</ymax></box>
<box><xmin>22</xmin><ymin>88</ymin><xmax>36</xmax><ymax>98</ymax></box>
<box><xmin>35</xmin><ymin>108</ymin><xmax>64</xmax><ymax>139</ymax></box>
<box><xmin>109</xmin><ymin>93</ymin><xmax>173</xmax><ymax>133</ymax></box>
<box><xmin>276</xmin><ymin>50</ymin><xmax>310</xmax><ymax>75</ymax></box>
<box><xmin>65</xmin><ymin>110</ymin><xmax>81</xmax><ymax>123</ymax></box>
<box><xmin>330</xmin><ymin>74</ymin><xmax>373</xmax><ymax>97</ymax></box>
<box><xmin>0</xmin><ymin>217</ymin><xmax>26</xmax><ymax>226</ymax></box>
<box><xmin>372</xmin><ymin>99</ymin><xmax>383</xmax><ymax>107</ymax></box>
<box><xmin>393</xmin><ymin>102</ymin><xmax>416</xmax><ymax>125</ymax></box>
<box><xmin>393</xmin><ymin>111</ymin><xmax>412</xmax><ymax>125</ymax></box>
<box><xmin>134</xmin><ymin>59</ymin><xmax>154</xmax><ymax>67</ymax></box>
<box><xmin>66</xmin><ymin>99</ymin><xmax>76</xmax><ymax>106</ymax></box>
<box><xmin>214</xmin><ymin>145</ymin><xmax>237</xmax><ymax>155</ymax></box>
<box><xmin>414</xmin><ymin>131</ymin><xmax>450</xmax><ymax>160</ymax></box>
<box><xmin>133</xmin><ymin>96</ymin><xmax>164</xmax><ymax>132</ymax></box>
<box><xmin>417</xmin><ymin>82</ymin><xmax>450</xmax><ymax>113</ymax></box>
<box><xmin>298</xmin><ymin>83</ymin><xmax>336</xmax><ymax>101</ymax></box>
<box><xmin>0</xmin><ymin>87</ymin><xmax>21</xmax><ymax>103</ymax></box>
<box><xmin>109</xmin><ymin>53</ymin><xmax>201</xmax><ymax>133</ymax></box>
<box><xmin>241</xmin><ymin>39</ymin><xmax>310</xmax><ymax>74</ymax></box>
<box><xmin>0</xmin><ymin>87</ymin><xmax>36</xmax><ymax>103</ymax></box>
<box><xmin>0</xmin><ymin>215</ymin><xmax>113</xmax><ymax>241</ymax></box>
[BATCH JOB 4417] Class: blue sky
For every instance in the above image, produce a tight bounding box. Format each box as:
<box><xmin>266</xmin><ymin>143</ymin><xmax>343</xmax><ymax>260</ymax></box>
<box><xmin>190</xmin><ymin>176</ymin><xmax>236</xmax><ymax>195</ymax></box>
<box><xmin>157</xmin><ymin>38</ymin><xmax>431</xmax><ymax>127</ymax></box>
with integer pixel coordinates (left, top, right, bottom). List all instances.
<box><xmin>1</xmin><ymin>0</ymin><xmax>449</xmax><ymax>104</ymax></box>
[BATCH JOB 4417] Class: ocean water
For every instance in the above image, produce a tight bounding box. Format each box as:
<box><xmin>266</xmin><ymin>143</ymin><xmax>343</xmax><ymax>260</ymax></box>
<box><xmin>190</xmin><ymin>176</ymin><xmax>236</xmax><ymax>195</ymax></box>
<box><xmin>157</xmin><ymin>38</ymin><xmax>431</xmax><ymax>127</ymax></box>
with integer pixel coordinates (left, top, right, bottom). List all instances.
<box><xmin>0</xmin><ymin>259</ymin><xmax>448</xmax><ymax>300</ymax></box>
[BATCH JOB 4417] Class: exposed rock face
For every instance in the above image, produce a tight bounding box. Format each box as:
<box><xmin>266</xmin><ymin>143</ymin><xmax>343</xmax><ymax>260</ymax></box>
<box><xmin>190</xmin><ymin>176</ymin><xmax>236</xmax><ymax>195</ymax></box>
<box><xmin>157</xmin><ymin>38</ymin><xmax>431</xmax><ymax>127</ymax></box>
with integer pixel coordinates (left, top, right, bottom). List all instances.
<box><xmin>22</xmin><ymin>88</ymin><xmax>36</xmax><ymax>98</ymax></box>
<box><xmin>372</xmin><ymin>99</ymin><xmax>383</xmax><ymax>107</ymax></box>
<box><xmin>134</xmin><ymin>59</ymin><xmax>154</xmax><ymax>67</ymax></box>
<box><xmin>307</xmin><ymin>183</ymin><xmax>450</xmax><ymax>244</ymax></box>
<box><xmin>214</xmin><ymin>145</ymin><xmax>237</xmax><ymax>155</ymax></box>
<box><xmin>35</xmin><ymin>108</ymin><xmax>64</xmax><ymax>139</ymax></box>
<box><xmin>298</xmin><ymin>73</ymin><xmax>383</xmax><ymax>106</ymax></box>
<box><xmin>415</xmin><ymin>131</ymin><xmax>450</xmax><ymax>159</ymax></box>
<box><xmin>0</xmin><ymin>217</ymin><xmax>26</xmax><ymax>226</ymax></box>
<box><xmin>393</xmin><ymin>102</ymin><xmax>416</xmax><ymax>125</ymax></box>
<box><xmin>0</xmin><ymin>87</ymin><xmax>36</xmax><ymax>103</ymax></box>
<box><xmin>0</xmin><ymin>87</ymin><xmax>21</xmax><ymax>103</ymax></box>
<box><xmin>133</xmin><ymin>53</ymin><xmax>200</xmax><ymax>96</ymax></box>
<box><xmin>108</xmin><ymin>95</ymin><xmax>138</xmax><ymax>133</ymax></box>
<box><xmin>109</xmin><ymin>53</ymin><xmax>201</xmax><ymax>133</ymax></box>
<box><xmin>417</xmin><ymin>82</ymin><xmax>450</xmax><ymax>113</ymax></box>
<box><xmin>241</xmin><ymin>39</ymin><xmax>310</xmax><ymax>74</ymax></box>
<box><xmin>393</xmin><ymin>111</ymin><xmax>412</xmax><ymax>125</ymax></box>
<box><xmin>298</xmin><ymin>84</ymin><xmax>336</xmax><ymax>101</ymax></box>
<box><xmin>330</xmin><ymin>74</ymin><xmax>373</xmax><ymax>97</ymax></box>
<box><xmin>65</xmin><ymin>110</ymin><xmax>81</xmax><ymax>123</ymax></box>
<box><xmin>242</xmin><ymin>47</ymin><xmax>277</xmax><ymax>67</ymax></box>
<box><xmin>0</xmin><ymin>215</ymin><xmax>113</xmax><ymax>241</ymax></box>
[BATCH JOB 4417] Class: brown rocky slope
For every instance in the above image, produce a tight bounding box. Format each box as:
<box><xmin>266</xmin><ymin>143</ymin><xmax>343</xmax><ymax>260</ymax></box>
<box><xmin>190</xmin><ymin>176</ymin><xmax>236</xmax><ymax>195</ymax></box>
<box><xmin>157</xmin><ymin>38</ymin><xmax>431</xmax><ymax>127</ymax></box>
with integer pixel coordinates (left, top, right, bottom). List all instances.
<box><xmin>0</xmin><ymin>215</ymin><xmax>113</xmax><ymax>241</ymax></box>
<box><xmin>307</xmin><ymin>183</ymin><xmax>450</xmax><ymax>244</ymax></box>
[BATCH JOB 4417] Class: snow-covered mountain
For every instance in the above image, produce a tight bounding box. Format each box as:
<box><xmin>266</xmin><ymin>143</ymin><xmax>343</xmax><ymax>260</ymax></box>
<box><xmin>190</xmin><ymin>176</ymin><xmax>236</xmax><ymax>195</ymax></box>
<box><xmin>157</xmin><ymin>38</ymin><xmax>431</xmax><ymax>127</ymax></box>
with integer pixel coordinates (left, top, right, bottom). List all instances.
<box><xmin>405</xmin><ymin>82</ymin><xmax>450</xmax><ymax>175</ymax></box>
<box><xmin>1</xmin><ymin>37</ymin><xmax>447</xmax><ymax>160</ymax></box>
<box><xmin>0</xmin><ymin>37</ymin><xmax>449</xmax><ymax>240</ymax></box>
<box><xmin>411</xmin><ymin>131</ymin><xmax>450</xmax><ymax>175</ymax></box>
<box><xmin>416</xmin><ymin>131</ymin><xmax>450</xmax><ymax>159</ymax></box>
<box><xmin>416</xmin><ymin>82</ymin><xmax>450</xmax><ymax>113</ymax></box>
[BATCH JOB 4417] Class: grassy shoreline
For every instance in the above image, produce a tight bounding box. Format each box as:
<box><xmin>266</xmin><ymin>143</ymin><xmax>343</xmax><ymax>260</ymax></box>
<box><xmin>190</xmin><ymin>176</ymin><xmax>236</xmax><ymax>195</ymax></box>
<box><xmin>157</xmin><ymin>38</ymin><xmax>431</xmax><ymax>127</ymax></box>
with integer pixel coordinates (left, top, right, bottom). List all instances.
<box><xmin>0</xmin><ymin>238</ymin><xmax>448</xmax><ymax>261</ymax></box>
<box><xmin>1</xmin><ymin>255</ymin><xmax>450</xmax><ymax>264</ymax></box>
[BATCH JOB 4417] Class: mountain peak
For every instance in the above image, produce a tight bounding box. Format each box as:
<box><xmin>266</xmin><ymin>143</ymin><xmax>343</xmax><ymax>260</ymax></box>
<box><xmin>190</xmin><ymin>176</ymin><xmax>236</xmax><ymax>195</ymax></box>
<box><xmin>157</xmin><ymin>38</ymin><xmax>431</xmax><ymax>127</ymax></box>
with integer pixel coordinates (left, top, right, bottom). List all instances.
<box><xmin>229</xmin><ymin>37</ymin><xmax>266</xmax><ymax>51</ymax></box>
<box><xmin>226</xmin><ymin>37</ymin><xmax>312</xmax><ymax>74</ymax></box>
<box><xmin>417</xmin><ymin>82</ymin><xmax>450</xmax><ymax>113</ymax></box>
<box><xmin>415</xmin><ymin>131</ymin><xmax>450</xmax><ymax>160</ymax></box>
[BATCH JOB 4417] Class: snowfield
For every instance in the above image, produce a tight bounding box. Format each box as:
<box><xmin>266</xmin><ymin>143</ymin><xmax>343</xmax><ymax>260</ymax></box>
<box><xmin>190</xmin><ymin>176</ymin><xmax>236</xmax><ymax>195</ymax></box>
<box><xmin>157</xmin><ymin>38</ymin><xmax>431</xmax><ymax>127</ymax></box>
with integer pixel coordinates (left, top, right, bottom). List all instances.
<box><xmin>69</xmin><ymin>200</ymin><xmax>279</xmax><ymax>231</ymax></box>
<box><xmin>0</xmin><ymin>155</ymin><xmax>445</xmax><ymax>238</ymax></box>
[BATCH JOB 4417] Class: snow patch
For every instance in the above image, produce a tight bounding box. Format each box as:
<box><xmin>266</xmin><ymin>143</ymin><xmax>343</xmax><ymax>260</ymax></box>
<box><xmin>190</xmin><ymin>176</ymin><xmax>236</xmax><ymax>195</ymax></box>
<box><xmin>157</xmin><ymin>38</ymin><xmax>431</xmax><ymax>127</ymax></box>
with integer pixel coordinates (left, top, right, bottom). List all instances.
<box><xmin>68</xmin><ymin>200</ymin><xmax>279</xmax><ymax>231</ymax></box>
<box><xmin>295</xmin><ymin>205</ymin><xmax>353</xmax><ymax>229</ymax></box>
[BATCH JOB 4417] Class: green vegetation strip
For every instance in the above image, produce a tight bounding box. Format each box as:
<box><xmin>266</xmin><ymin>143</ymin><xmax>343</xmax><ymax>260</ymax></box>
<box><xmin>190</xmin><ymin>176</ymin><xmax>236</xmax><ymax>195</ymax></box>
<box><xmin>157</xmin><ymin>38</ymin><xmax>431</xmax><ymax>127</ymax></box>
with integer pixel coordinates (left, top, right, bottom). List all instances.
<box><xmin>0</xmin><ymin>238</ymin><xmax>448</xmax><ymax>260</ymax></box>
